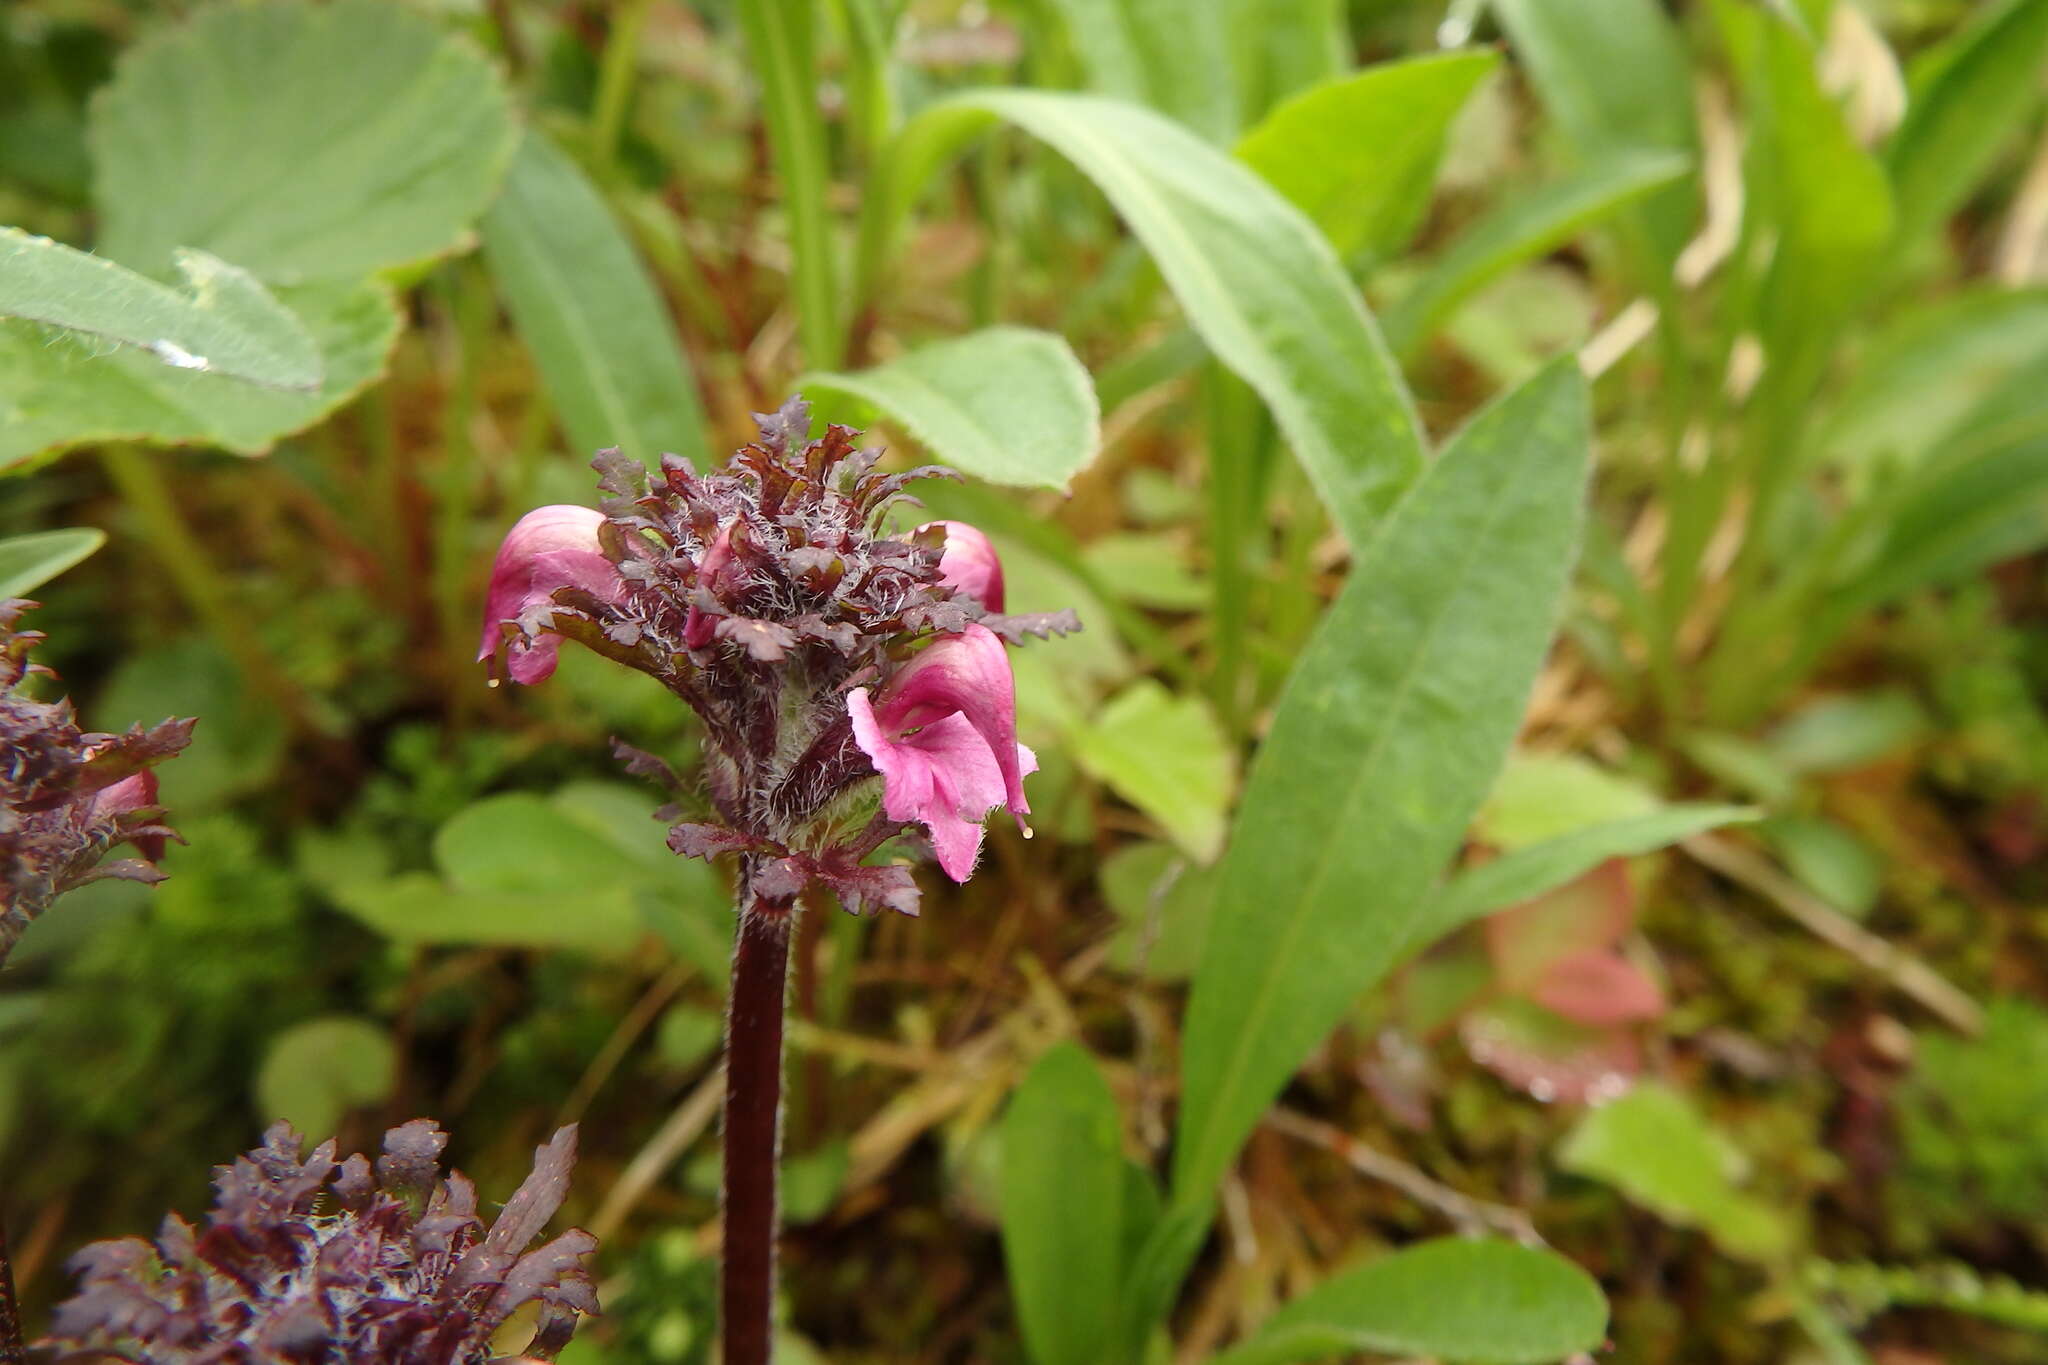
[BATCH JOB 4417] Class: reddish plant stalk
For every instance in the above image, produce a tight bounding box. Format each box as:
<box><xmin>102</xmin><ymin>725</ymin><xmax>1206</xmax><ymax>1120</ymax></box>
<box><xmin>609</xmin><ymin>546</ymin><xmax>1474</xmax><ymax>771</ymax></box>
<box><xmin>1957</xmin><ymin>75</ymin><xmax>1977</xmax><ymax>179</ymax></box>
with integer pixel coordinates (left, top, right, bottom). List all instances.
<box><xmin>722</xmin><ymin>892</ymin><xmax>797</xmax><ymax>1365</ymax></box>
<box><xmin>0</xmin><ymin>1209</ymin><xmax>24</xmax><ymax>1365</ymax></box>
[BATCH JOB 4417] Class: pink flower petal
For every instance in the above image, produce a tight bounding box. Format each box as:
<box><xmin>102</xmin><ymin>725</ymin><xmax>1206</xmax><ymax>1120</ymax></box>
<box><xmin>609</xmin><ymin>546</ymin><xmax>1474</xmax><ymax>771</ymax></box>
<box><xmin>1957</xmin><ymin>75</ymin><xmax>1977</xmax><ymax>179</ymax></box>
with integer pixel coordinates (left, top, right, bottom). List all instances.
<box><xmin>873</xmin><ymin>625</ymin><xmax>1031</xmax><ymax>825</ymax></box>
<box><xmin>921</xmin><ymin>520</ymin><xmax>1005</xmax><ymax>612</ymax></box>
<box><xmin>477</xmin><ymin>506</ymin><xmax>618</xmax><ymax>685</ymax></box>
<box><xmin>91</xmin><ymin>772</ymin><xmax>157</xmax><ymax>818</ymax></box>
<box><xmin>849</xmin><ymin>640</ymin><xmax>1040</xmax><ymax>884</ymax></box>
<box><xmin>850</xmin><ymin>700</ymin><xmax>1003</xmax><ymax>881</ymax></box>
<box><xmin>684</xmin><ymin>524</ymin><xmax>736</xmax><ymax>650</ymax></box>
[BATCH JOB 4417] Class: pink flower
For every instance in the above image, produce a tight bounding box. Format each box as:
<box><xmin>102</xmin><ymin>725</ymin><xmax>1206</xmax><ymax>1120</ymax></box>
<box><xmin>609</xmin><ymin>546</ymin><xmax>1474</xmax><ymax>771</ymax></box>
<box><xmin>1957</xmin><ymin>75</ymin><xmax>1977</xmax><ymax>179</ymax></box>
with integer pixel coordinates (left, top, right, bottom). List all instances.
<box><xmin>848</xmin><ymin>624</ymin><xmax>1036</xmax><ymax>881</ymax></box>
<box><xmin>92</xmin><ymin>772</ymin><xmax>169</xmax><ymax>862</ymax></box>
<box><xmin>477</xmin><ymin>506</ymin><xmax>621</xmax><ymax>685</ymax></box>
<box><xmin>922</xmin><ymin>521</ymin><xmax>1004</xmax><ymax>612</ymax></box>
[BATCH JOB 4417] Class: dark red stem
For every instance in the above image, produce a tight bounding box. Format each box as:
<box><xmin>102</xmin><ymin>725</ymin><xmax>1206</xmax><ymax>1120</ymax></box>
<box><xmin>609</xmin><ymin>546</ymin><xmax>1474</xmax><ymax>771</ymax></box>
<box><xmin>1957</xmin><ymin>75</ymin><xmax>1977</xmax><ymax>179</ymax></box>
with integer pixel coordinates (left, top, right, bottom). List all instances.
<box><xmin>0</xmin><ymin>1206</ymin><xmax>25</xmax><ymax>1365</ymax></box>
<box><xmin>722</xmin><ymin>892</ymin><xmax>795</xmax><ymax>1365</ymax></box>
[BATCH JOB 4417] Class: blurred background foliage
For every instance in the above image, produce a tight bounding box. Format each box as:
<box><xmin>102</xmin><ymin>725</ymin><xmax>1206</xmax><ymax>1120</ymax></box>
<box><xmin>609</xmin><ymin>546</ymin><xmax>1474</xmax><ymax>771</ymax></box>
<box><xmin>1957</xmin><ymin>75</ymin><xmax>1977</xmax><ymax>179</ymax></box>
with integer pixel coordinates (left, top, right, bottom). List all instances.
<box><xmin>2</xmin><ymin>0</ymin><xmax>2047</xmax><ymax>1361</ymax></box>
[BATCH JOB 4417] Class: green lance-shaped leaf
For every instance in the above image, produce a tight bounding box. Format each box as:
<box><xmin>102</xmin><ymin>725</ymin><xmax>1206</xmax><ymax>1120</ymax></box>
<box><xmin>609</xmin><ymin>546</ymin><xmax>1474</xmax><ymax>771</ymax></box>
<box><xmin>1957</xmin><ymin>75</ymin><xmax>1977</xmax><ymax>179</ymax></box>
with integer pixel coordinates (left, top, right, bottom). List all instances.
<box><xmin>1887</xmin><ymin>0</ymin><xmax>2048</xmax><ymax>247</ymax></box>
<box><xmin>1227</xmin><ymin>0</ymin><xmax>1349</xmax><ymax>126</ymax></box>
<box><xmin>1381</xmin><ymin>151</ymin><xmax>1691</xmax><ymax>358</ymax></box>
<box><xmin>1827</xmin><ymin>412</ymin><xmax>2048</xmax><ymax>621</ymax></box>
<box><xmin>482</xmin><ymin>129</ymin><xmax>710</xmax><ymax>468</ymax></box>
<box><xmin>1207</xmin><ymin>1238</ymin><xmax>1609</xmax><ymax>1365</ymax></box>
<box><xmin>1043</xmin><ymin>0</ymin><xmax>1238</xmax><ymax>143</ymax></box>
<box><xmin>1820</xmin><ymin>286</ymin><xmax>2048</xmax><ymax>472</ymax></box>
<box><xmin>1399</xmin><ymin>804</ymin><xmax>1760</xmax><ymax>960</ymax></box>
<box><xmin>90</xmin><ymin>0</ymin><xmax>518</xmax><ymax>283</ymax></box>
<box><xmin>0</xmin><ymin>528</ymin><xmax>107</xmax><ymax>599</ymax></box>
<box><xmin>0</xmin><ymin>229</ymin><xmax>319</xmax><ymax>390</ymax></box>
<box><xmin>999</xmin><ymin>1043</ymin><xmax>1132</xmax><ymax>1365</ymax></box>
<box><xmin>0</xmin><ymin>279</ymin><xmax>399</xmax><ymax>474</ymax></box>
<box><xmin>865</xmin><ymin>89</ymin><xmax>1423</xmax><ymax>545</ymax></box>
<box><xmin>1172</xmin><ymin>358</ymin><xmax>1590</xmax><ymax>1212</ymax></box>
<box><xmin>1721</xmin><ymin>1</ymin><xmax>1894</xmax><ymax>389</ymax></box>
<box><xmin>1490</xmin><ymin>0</ymin><xmax>1700</xmax><ymax>265</ymax></box>
<box><xmin>802</xmin><ymin>326</ymin><xmax>1100</xmax><ymax>490</ymax></box>
<box><xmin>1237</xmin><ymin>49</ymin><xmax>1498</xmax><ymax>263</ymax></box>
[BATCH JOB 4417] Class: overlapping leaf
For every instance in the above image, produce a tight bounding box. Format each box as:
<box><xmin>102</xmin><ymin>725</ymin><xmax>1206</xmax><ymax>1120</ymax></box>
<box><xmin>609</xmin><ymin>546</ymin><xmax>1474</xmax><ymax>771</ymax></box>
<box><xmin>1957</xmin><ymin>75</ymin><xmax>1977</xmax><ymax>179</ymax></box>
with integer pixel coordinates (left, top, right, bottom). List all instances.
<box><xmin>1173</xmin><ymin>360</ymin><xmax>1590</xmax><ymax>1211</ymax></box>
<box><xmin>803</xmin><ymin>327</ymin><xmax>1100</xmax><ymax>490</ymax></box>
<box><xmin>871</xmin><ymin>90</ymin><xmax>1423</xmax><ymax>543</ymax></box>
<box><xmin>482</xmin><ymin>130</ymin><xmax>710</xmax><ymax>467</ymax></box>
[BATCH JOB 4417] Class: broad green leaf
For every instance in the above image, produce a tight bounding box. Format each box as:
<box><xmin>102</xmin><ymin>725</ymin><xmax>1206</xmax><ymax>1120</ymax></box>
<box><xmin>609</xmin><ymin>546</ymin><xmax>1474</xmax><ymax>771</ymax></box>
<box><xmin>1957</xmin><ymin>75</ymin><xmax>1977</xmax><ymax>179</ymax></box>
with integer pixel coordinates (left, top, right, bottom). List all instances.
<box><xmin>481</xmin><ymin>130</ymin><xmax>710</xmax><ymax>468</ymax></box>
<box><xmin>1760</xmin><ymin>815</ymin><xmax>1883</xmax><ymax>918</ymax></box>
<box><xmin>1478</xmin><ymin>752</ymin><xmax>1661</xmax><ymax>851</ymax></box>
<box><xmin>1766</xmin><ymin>690</ymin><xmax>1926</xmax><ymax>774</ymax></box>
<box><xmin>333</xmin><ymin>788</ymin><xmax>720</xmax><ymax>958</ymax></box>
<box><xmin>1173</xmin><ymin>359</ymin><xmax>1589</xmax><ymax>1209</ymax></box>
<box><xmin>1404</xmin><ymin>804</ymin><xmax>1759</xmax><ymax>958</ymax></box>
<box><xmin>1227</xmin><ymin>0</ymin><xmax>1348</xmax><ymax>125</ymax></box>
<box><xmin>0</xmin><ymin>527</ymin><xmax>105</xmax><ymax>598</ymax></box>
<box><xmin>255</xmin><ymin>1015</ymin><xmax>396</xmax><ymax>1141</ymax></box>
<box><xmin>0</xmin><ymin>229</ymin><xmax>318</xmax><ymax>389</ymax></box>
<box><xmin>803</xmin><ymin>327</ymin><xmax>1100</xmax><ymax>490</ymax></box>
<box><xmin>1081</xmin><ymin>532</ymin><xmax>1207</xmax><ymax>611</ymax></box>
<box><xmin>90</xmin><ymin>0</ymin><xmax>517</xmax><ymax>283</ymax></box>
<box><xmin>1442</xmin><ymin>266</ymin><xmax>1597</xmax><ymax>387</ymax></box>
<box><xmin>1000</xmin><ymin>1043</ymin><xmax>1130</xmax><ymax>1365</ymax></box>
<box><xmin>1723</xmin><ymin>3</ymin><xmax>1894</xmax><ymax>386</ymax></box>
<box><xmin>1823</xmin><ymin>287</ymin><xmax>2048</xmax><ymax>471</ymax></box>
<box><xmin>658</xmin><ymin>1005</ymin><xmax>724</xmax><ymax>1070</ymax></box>
<box><xmin>783</xmin><ymin>1142</ymin><xmax>852</xmax><ymax>1224</ymax></box>
<box><xmin>0</xmin><ymin>278</ymin><xmax>400</xmax><ymax>472</ymax></box>
<box><xmin>1071</xmin><ymin>681</ymin><xmax>1235</xmax><ymax>863</ymax></box>
<box><xmin>1887</xmin><ymin>0</ymin><xmax>2048</xmax><ymax>245</ymax></box>
<box><xmin>1209</xmin><ymin>1238</ymin><xmax>1608</xmax><ymax>1365</ymax></box>
<box><xmin>330</xmin><ymin>874</ymin><xmax>647</xmax><ymax>956</ymax></box>
<box><xmin>873</xmin><ymin>90</ymin><xmax>1423</xmax><ymax>543</ymax></box>
<box><xmin>1101</xmin><ymin>841</ymin><xmax>1219</xmax><ymax>981</ymax></box>
<box><xmin>94</xmin><ymin>637</ymin><xmax>284</xmax><ymax>811</ymax></box>
<box><xmin>1043</xmin><ymin>0</ymin><xmax>1237</xmax><ymax>143</ymax></box>
<box><xmin>1829</xmin><ymin>422</ymin><xmax>2048</xmax><ymax>616</ymax></box>
<box><xmin>1381</xmin><ymin>151</ymin><xmax>1691</xmax><ymax>357</ymax></box>
<box><xmin>1490</xmin><ymin>0</ymin><xmax>1699</xmax><ymax>263</ymax></box>
<box><xmin>1237</xmin><ymin>50</ymin><xmax>1497</xmax><ymax>261</ymax></box>
<box><xmin>434</xmin><ymin>792</ymin><xmax>638</xmax><ymax>898</ymax></box>
<box><xmin>1560</xmin><ymin>1082</ymin><xmax>1795</xmax><ymax>1262</ymax></box>
<box><xmin>1678</xmin><ymin>731</ymin><xmax>1802</xmax><ymax>807</ymax></box>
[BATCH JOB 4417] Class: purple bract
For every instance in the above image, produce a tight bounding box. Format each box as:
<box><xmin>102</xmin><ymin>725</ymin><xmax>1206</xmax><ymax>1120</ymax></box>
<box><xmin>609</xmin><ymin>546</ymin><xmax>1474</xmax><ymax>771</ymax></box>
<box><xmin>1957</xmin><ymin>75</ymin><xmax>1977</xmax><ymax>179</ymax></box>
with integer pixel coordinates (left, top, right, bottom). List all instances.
<box><xmin>478</xmin><ymin>398</ymin><xmax>1076</xmax><ymax>915</ymax></box>
<box><xmin>0</xmin><ymin>598</ymin><xmax>192</xmax><ymax>965</ymax></box>
<box><xmin>43</xmin><ymin>1121</ymin><xmax>598</xmax><ymax>1365</ymax></box>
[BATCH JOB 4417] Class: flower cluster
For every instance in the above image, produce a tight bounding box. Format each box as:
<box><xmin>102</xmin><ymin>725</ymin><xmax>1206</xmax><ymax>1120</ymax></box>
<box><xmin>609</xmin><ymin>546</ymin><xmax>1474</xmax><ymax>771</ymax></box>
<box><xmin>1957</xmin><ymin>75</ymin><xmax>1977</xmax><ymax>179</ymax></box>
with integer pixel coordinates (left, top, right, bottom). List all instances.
<box><xmin>478</xmin><ymin>398</ymin><xmax>1076</xmax><ymax>916</ymax></box>
<box><xmin>0</xmin><ymin>598</ymin><xmax>192</xmax><ymax>966</ymax></box>
<box><xmin>43</xmin><ymin>1120</ymin><xmax>598</xmax><ymax>1365</ymax></box>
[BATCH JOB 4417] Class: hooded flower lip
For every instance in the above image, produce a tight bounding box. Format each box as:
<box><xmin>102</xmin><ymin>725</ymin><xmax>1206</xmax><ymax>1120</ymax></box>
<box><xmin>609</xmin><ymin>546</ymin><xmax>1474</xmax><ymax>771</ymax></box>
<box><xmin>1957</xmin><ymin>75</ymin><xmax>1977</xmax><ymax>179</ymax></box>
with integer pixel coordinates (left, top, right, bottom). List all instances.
<box><xmin>922</xmin><ymin>520</ymin><xmax>1004</xmax><ymax>612</ymax></box>
<box><xmin>92</xmin><ymin>772</ymin><xmax>169</xmax><ymax>862</ymax></box>
<box><xmin>848</xmin><ymin>624</ymin><xmax>1036</xmax><ymax>882</ymax></box>
<box><xmin>477</xmin><ymin>505</ymin><xmax>622</xmax><ymax>685</ymax></box>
